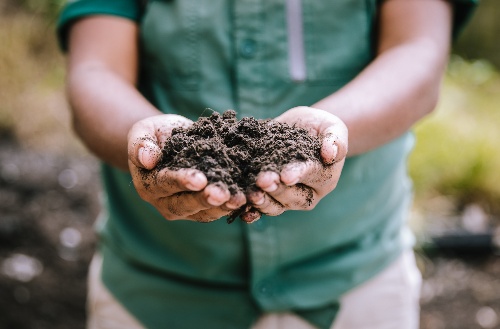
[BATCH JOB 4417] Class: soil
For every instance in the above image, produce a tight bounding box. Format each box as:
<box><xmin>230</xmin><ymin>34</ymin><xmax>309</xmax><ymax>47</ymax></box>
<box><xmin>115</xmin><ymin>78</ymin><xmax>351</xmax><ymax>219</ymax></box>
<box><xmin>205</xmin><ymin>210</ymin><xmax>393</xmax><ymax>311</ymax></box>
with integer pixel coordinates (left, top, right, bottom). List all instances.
<box><xmin>157</xmin><ymin>110</ymin><xmax>322</xmax><ymax>221</ymax></box>
<box><xmin>1</xmin><ymin>134</ymin><xmax>500</xmax><ymax>329</ymax></box>
<box><xmin>0</xmin><ymin>135</ymin><xmax>100</xmax><ymax>329</ymax></box>
<box><xmin>159</xmin><ymin>110</ymin><xmax>321</xmax><ymax>192</ymax></box>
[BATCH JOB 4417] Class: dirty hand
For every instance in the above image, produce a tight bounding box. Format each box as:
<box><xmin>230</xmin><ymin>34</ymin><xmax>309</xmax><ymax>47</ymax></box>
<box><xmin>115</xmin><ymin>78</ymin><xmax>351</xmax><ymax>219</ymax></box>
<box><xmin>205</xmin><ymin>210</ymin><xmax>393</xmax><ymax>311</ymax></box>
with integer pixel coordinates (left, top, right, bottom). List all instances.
<box><xmin>127</xmin><ymin>114</ymin><xmax>246</xmax><ymax>222</ymax></box>
<box><xmin>244</xmin><ymin>106</ymin><xmax>348</xmax><ymax>221</ymax></box>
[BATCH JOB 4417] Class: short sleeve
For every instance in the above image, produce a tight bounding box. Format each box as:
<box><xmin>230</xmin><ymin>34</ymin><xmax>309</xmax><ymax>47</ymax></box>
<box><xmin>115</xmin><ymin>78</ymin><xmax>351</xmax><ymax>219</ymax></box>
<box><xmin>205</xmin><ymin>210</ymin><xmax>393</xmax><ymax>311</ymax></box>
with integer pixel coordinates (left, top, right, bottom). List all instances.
<box><xmin>56</xmin><ymin>0</ymin><xmax>142</xmax><ymax>51</ymax></box>
<box><xmin>450</xmin><ymin>0</ymin><xmax>479</xmax><ymax>39</ymax></box>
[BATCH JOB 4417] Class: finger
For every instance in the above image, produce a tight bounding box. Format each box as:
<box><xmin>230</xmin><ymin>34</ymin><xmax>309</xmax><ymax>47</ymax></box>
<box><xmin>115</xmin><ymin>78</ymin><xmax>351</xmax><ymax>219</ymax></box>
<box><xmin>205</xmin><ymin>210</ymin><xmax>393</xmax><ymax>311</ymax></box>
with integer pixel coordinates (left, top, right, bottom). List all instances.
<box><xmin>128</xmin><ymin>114</ymin><xmax>194</xmax><ymax>170</ymax></box>
<box><xmin>158</xmin><ymin>199</ymin><xmax>228</xmax><ymax>222</ymax></box>
<box><xmin>279</xmin><ymin>161</ymin><xmax>308</xmax><ymax>186</ymax></box>
<box><xmin>128</xmin><ymin>120</ymin><xmax>162</xmax><ymax>170</ymax></box>
<box><xmin>159</xmin><ymin>184</ymin><xmax>231</xmax><ymax>219</ymax></box>
<box><xmin>249</xmin><ymin>191</ymin><xmax>286</xmax><ymax>216</ymax></box>
<box><xmin>321</xmin><ymin>126</ymin><xmax>348</xmax><ymax>165</ymax></box>
<box><xmin>130</xmin><ymin>138</ymin><xmax>162</xmax><ymax>170</ymax></box>
<box><xmin>187</xmin><ymin>208</ymin><xmax>233</xmax><ymax>223</ymax></box>
<box><xmin>153</xmin><ymin>168</ymin><xmax>208</xmax><ymax>196</ymax></box>
<box><xmin>257</xmin><ymin>182</ymin><xmax>318</xmax><ymax>211</ymax></box>
<box><xmin>281</xmin><ymin>160</ymin><xmax>337</xmax><ymax>193</ymax></box>
<box><xmin>256</xmin><ymin>171</ymin><xmax>280</xmax><ymax>193</ymax></box>
<box><xmin>155</xmin><ymin>116</ymin><xmax>193</xmax><ymax>147</ymax></box>
<box><xmin>246</xmin><ymin>189</ymin><xmax>266</xmax><ymax>207</ymax></box>
<box><xmin>320</xmin><ymin>134</ymin><xmax>338</xmax><ymax>165</ymax></box>
<box><xmin>204</xmin><ymin>183</ymin><xmax>232</xmax><ymax>206</ymax></box>
<box><xmin>220</xmin><ymin>190</ymin><xmax>247</xmax><ymax>211</ymax></box>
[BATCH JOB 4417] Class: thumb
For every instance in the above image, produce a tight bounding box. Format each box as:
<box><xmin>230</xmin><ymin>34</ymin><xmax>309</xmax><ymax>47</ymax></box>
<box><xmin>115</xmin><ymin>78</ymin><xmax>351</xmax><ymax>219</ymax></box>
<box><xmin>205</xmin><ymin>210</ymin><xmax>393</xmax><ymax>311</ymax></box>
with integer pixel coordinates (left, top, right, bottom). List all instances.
<box><xmin>128</xmin><ymin>123</ymin><xmax>162</xmax><ymax>170</ymax></box>
<box><xmin>136</xmin><ymin>140</ymin><xmax>162</xmax><ymax>169</ymax></box>
<box><xmin>320</xmin><ymin>130</ymin><xmax>348</xmax><ymax>165</ymax></box>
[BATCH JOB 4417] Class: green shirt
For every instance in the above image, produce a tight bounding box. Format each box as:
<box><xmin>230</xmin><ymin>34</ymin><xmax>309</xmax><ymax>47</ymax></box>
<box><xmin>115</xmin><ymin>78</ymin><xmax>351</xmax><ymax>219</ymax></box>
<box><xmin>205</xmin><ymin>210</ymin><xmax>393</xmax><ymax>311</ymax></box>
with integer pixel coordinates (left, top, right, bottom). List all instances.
<box><xmin>58</xmin><ymin>1</ymin><xmax>477</xmax><ymax>328</ymax></box>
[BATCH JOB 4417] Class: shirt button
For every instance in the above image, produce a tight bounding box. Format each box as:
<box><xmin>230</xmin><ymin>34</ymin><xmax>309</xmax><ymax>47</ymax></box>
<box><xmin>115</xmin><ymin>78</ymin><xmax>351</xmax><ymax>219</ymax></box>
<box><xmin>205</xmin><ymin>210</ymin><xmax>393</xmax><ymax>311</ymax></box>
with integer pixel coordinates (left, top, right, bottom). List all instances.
<box><xmin>258</xmin><ymin>282</ymin><xmax>273</xmax><ymax>296</ymax></box>
<box><xmin>239</xmin><ymin>39</ymin><xmax>257</xmax><ymax>58</ymax></box>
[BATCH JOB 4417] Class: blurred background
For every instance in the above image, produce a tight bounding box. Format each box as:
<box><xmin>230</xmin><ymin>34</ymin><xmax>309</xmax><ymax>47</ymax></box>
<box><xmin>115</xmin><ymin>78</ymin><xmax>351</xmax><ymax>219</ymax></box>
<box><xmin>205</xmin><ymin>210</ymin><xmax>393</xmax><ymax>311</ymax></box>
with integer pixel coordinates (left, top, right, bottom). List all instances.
<box><xmin>0</xmin><ymin>0</ymin><xmax>498</xmax><ymax>328</ymax></box>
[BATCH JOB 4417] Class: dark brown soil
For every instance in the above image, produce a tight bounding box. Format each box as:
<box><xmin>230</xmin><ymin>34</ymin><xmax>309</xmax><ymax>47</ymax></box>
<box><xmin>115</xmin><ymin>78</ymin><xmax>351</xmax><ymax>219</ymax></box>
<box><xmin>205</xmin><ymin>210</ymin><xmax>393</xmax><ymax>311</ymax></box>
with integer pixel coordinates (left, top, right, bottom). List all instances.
<box><xmin>158</xmin><ymin>110</ymin><xmax>321</xmax><ymax>194</ymax></box>
<box><xmin>0</xmin><ymin>135</ymin><xmax>99</xmax><ymax>329</ymax></box>
<box><xmin>157</xmin><ymin>110</ymin><xmax>322</xmax><ymax>221</ymax></box>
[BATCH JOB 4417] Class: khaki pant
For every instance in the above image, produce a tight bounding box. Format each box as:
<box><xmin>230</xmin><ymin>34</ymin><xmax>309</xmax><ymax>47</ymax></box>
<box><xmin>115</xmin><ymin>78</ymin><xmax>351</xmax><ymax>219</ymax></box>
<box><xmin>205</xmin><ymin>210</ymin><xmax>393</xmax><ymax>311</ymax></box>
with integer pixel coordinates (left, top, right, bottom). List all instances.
<box><xmin>87</xmin><ymin>250</ymin><xmax>421</xmax><ymax>329</ymax></box>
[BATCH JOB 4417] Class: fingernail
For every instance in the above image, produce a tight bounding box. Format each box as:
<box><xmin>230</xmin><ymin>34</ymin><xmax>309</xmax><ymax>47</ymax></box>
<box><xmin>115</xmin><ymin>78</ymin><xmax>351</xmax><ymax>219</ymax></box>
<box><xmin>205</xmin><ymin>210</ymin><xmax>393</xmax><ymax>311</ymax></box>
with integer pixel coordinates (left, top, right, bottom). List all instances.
<box><xmin>192</xmin><ymin>172</ymin><xmax>205</xmax><ymax>184</ymax></box>
<box><xmin>138</xmin><ymin>147</ymin><xmax>147</xmax><ymax>166</ymax></box>
<box><xmin>185</xmin><ymin>183</ymin><xmax>198</xmax><ymax>191</ymax></box>
<box><xmin>331</xmin><ymin>144</ymin><xmax>338</xmax><ymax>159</ymax></box>
<box><xmin>207</xmin><ymin>195</ymin><xmax>223</xmax><ymax>206</ymax></box>
<box><xmin>186</xmin><ymin>172</ymin><xmax>206</xmax><ymax>191</ymax></box>
<box><xmin>283</xmin><ymin>166</ymin><xmax>301</xmax><ymax>185</ymax></box>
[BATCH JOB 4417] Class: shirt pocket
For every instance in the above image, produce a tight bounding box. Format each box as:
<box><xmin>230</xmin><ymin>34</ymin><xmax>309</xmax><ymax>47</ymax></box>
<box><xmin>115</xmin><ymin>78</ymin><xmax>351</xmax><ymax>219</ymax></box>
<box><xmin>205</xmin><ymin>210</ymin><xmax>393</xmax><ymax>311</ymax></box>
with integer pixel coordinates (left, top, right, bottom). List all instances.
<box><xmin>140</xmin><ymin>0</ymin><xmax>201</xmax><ymax>91</ymax></box>
<box><xmin>299</xmin><ymin>0</ymin><xmax>376</xmax><ymax>85</ymax></box>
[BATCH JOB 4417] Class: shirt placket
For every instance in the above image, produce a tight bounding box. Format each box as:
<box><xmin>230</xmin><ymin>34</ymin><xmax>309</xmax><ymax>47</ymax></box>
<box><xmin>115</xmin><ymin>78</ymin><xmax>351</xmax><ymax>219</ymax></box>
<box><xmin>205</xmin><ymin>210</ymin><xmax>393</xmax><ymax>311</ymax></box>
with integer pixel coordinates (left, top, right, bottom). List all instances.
<box><xmin>233</xmin><ymin>0</ymin><xmax>268</xmax><ymax>119</ymax></box>
<box><xmin>233</xmin><ymin>0</ymin><xmax>285</xmax><ymax>310</ymax></box>
<box><xmin>246</xmin><ymin>216</ymin><xmax>283</xmax><ymax>310</ymax></box>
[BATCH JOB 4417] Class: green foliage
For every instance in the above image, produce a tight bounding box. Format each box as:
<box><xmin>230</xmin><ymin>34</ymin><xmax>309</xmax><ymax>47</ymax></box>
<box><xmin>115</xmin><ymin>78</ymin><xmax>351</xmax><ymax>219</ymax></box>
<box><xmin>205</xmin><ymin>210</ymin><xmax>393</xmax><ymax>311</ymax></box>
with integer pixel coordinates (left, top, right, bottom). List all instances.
<box><xmin>409</xmin><ymin>56</ymin><xmax>500</xmax><ymax>215</ymax></box>
<box><xmin>17</xmin><ymin>0</ymin><xmax>64</xmax><ymax>20</ymax></box>
<box><xmin>0</xmin><ymin>1</ymin><xmax>85</xmax><ymax>154</ymax></box>
<box><xmin>453</xmin><ymin>0</ymin><xmax>500</xmax><ymax>70</ymax></box>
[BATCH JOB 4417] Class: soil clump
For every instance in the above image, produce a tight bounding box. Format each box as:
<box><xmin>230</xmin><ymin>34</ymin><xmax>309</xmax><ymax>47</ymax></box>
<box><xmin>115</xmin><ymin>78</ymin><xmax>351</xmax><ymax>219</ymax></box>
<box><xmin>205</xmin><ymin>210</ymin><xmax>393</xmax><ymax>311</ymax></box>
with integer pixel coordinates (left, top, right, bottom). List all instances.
<box><xmin>157</xmin><ymin>110</ymin><xmax>322</xmax><ymax>219</ymax></box>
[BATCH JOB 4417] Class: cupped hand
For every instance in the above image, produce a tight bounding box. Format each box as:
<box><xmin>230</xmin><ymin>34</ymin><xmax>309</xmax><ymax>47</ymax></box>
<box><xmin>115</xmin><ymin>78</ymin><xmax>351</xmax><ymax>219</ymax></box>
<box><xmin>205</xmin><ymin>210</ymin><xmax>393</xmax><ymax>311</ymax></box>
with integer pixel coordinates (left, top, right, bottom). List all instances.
<box><xmin>242</xmin><ymin>106</ymin><xmax>348</xmax><ymax>221</ymax></box>
<box><xmin>127</xmin><ymin>114</ymin><xmax>246</xmax><ymax>222</ymax></box>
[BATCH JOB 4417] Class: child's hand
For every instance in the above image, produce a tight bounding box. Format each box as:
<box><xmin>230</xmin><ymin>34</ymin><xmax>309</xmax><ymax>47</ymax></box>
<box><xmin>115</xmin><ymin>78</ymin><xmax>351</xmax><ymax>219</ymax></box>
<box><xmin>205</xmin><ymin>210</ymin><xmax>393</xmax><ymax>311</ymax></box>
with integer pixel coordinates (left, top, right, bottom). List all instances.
<box><xmin>244</xmin><ymin>107</ymin><xmax>348</xmax><ymax>221</ymax></box>
<box><xmin>127</xmin><ymin>114</ymin><xmax>246</xmax><ymax>222</ymax></box>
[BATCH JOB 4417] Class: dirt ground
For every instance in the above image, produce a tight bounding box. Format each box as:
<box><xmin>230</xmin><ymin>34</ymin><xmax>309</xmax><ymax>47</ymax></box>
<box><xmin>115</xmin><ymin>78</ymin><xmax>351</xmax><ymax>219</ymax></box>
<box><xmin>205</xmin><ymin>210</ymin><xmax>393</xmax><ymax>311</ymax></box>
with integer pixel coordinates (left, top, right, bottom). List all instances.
<box><xmin>0</xmin><ymin>135</ymin><xmax>99</xmax><ymax>329</ymax></box>
<box><xmin>1</xmin><ymin>135</ymin><xmax>500</xmax><ymax>329</ymax></box>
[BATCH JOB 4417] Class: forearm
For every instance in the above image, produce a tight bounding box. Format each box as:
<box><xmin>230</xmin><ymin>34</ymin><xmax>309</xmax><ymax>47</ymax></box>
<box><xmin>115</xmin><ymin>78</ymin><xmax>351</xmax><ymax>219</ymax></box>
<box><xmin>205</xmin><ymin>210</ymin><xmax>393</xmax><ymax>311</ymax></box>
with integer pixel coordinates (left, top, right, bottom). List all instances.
<box><xmin>314</xmin><ymin>39</ymin><xmax>447</xmax><ymax>156</ymax></box>
<box><xmin>66</xmin><ymin>16</ymin><xmax>160</xmax><ymax>171</ymax></box>
<box><xmin>67</xmin><ymin>65</ymin><xmax>160</xmax><ymax>171</ymax></box>
<box><xmin>314</xmin><ymin>0</ymin><xmax>452</xmax><ymax>156</ymax></box>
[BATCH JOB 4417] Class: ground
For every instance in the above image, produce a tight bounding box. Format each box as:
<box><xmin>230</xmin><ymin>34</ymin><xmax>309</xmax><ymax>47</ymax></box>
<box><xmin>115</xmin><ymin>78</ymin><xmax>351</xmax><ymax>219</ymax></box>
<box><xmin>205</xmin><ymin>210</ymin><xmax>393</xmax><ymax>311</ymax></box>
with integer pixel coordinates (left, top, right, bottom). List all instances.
<box><xmin>0</xmin><ymin>136</ymin><xmax>99</xmax><ymax>329</ymax></box>
<box><xmin>1</xmin><ymin>136</ymin><xmax>499</xmax><ymax>329</ymax></box>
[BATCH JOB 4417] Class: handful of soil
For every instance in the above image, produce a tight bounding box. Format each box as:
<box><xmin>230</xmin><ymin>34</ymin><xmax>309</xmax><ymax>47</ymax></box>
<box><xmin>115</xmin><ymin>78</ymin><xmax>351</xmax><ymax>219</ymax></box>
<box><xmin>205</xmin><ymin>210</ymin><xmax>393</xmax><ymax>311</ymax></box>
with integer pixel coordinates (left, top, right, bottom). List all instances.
<box><xmin>157</xmin><ymin>110</ymin><xmax>322</xmax><ymax>221</ymax></box>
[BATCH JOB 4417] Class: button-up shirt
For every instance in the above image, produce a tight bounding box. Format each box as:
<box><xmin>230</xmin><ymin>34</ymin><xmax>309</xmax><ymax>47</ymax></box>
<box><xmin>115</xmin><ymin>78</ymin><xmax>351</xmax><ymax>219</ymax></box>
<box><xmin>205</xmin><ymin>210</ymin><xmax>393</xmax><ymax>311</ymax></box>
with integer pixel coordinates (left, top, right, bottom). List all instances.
<box><xmin>58</xmin><ymin>1</ymin><xmax>477</xmax><ymax>328</ymax></box>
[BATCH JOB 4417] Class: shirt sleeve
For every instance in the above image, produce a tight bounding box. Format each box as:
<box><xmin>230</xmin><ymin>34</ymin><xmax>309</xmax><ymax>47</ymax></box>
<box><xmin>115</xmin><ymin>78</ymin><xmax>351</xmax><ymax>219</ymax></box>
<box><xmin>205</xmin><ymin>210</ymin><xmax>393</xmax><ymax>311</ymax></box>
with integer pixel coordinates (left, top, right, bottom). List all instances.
<box><xmin>450</xmin><ymin>0</ymin><xmax>479</xmax><ymax>39</ymax></box>
<box><xmin>56</xmin><ymin>0</ymin><xmax>142</xmax><ymax>51</ymax></box>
